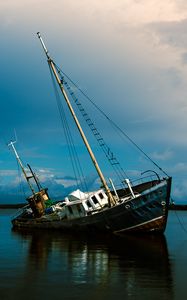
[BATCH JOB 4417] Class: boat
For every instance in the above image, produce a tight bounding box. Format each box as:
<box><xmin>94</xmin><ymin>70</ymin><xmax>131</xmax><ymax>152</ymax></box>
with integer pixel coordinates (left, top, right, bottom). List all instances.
<box><xmin>11</xmin><ymin>33</ymin><xmax>172</xmax><ymax>234</ymax></box>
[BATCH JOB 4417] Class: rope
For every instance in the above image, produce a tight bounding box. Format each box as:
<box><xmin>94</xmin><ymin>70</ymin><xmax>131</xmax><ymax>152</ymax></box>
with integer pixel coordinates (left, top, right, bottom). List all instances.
<box><xmin>48</xmin><ymin>64</ymin><xmax>88</xmax><ymax>192</ymax></box>
<box><xmin>63</xmin><ymin>79</ymin><xmax>128</xmax><ymax>186</ymax></box>
<box><xmin>54</xmin><ymin>64</ymin><xmax>128</xmax><ymax>187</ymax></box>
<box><xmin>16</xmin><ymin>159</ymin><xmax>27</xmax><ymax>200</ymax></box>
<box><xmin>55</xmin><ymin>63</ymin><xmax>169</xmax><ymax>178</ymax></box>
<box><xmin>174</xmin><ymin>209</ymin><xmax>187</xmax><ymax>235</ymax></box>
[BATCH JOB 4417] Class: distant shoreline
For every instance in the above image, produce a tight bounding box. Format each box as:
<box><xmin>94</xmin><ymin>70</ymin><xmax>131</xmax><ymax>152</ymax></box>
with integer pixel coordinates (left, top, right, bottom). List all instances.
<box><xmin>169</xmin><ymin>204</ymin><xmax>187</xmax><ymax>210</ymax></box>
<box><xmin>0</xmin><ymin>204</ymin><xmax>25</xmax><ymax>209</ymax></box>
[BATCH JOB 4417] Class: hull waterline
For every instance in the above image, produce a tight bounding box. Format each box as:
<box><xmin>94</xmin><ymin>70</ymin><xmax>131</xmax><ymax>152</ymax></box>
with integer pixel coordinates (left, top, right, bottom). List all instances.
<box><xmin>12</xmin><ymin>177</ymin><xmax>171</xmax><ymax>235</ymax></box>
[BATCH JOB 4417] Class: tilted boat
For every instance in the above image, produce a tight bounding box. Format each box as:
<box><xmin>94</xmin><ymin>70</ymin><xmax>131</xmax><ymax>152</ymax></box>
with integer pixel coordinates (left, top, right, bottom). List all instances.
<box><xmin>11</xmin><ymin>33</ymin><xmax>172</xmax><ymax>234</ymax></box>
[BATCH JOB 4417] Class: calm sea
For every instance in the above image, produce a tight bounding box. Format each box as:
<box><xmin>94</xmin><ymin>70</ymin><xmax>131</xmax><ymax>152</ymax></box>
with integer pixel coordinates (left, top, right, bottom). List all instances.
<box><xmin>0</xmin><ymin>209</ymin><xmax>187</xmax><ymax>300</ymax></box>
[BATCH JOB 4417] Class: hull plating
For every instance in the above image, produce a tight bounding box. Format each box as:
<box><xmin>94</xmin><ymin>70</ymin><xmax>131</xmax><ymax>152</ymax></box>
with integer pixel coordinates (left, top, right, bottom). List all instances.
<box><xmin>12</xmin><ymin>178</ymin><xmax>171</xmax><ymax>234</ymax></box>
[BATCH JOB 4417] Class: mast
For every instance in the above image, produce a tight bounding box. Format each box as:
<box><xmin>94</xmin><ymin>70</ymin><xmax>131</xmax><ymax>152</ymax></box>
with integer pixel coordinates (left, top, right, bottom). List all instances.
<box><xmin>8</xmin><ymin>141</ymin><xmax>35</xmax><ymax>195</ymax></box>
<box><xmin>27</xmin><ymin>163</ymin><xmax>42</xmax><ymax>191</ymax></box>
<box><xmin>37</xmin><ymin>32</ymin><xmax>116</xmax><ymax>206</ymax></box>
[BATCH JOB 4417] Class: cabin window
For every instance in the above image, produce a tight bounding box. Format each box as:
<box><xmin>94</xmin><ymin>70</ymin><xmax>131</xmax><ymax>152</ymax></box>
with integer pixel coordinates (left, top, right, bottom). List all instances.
<box><xmin>91</xmin><ymin>195</ymin><xmax>98</xmax><ymax>205</ymax></box>
<box><xmin>86</xmin><ymin>200</ymin><xmax>92</xmax><ymax>208</ymax></box>
<box><xmin>98</xmin><ymin>193</ymin><xmax>104</xmax><ymax>199</ymax></box>
<box><xmin>68</xmin><ymin>206</ymin><xmax>73</xmax><ymax>214</ymax></box>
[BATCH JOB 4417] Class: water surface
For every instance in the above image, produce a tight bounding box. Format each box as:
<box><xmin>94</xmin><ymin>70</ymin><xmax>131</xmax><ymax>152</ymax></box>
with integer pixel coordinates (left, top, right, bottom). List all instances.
<box><xmin>0</xmin><ymin>210</ymin><xmax>187</xmax><ymax>300</ymax></box>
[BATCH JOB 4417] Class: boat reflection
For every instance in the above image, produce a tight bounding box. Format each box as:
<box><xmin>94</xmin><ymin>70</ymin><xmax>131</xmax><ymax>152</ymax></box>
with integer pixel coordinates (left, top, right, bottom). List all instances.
<box><xmin>12</xmin><ymin>230</ymin><xmax>173</xmax><ymax>299</ymax></box>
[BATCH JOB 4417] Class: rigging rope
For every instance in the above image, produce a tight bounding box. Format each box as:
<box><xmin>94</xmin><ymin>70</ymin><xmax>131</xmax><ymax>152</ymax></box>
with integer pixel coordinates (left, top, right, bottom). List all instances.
<box><xmin>174</xmin><ymin>209</ymin><xmax>187</xmax><ymax>235</ymax></box>
<box><xmin>54</xmin><ymin>63</ymin><xmax>169</xmax><ymax>178</ymax></box>
<box><xmin>63</xmin><ymin>79</ymin><xmax>128</xmax><ymax>184</ymax></box>
<box><xmin>16</xmin><ymin>159</ymin><xmax>27</xmax><ymax>199</ymax></box>
<box><xmin>54</xmin><ymin>64</ymin><xmax>128</xmax><ymax>188</ymax></box>
<box><xmin>48</xmin><ymin>64</ymin><xmax>88</xmax><ymax>192</ymax></box>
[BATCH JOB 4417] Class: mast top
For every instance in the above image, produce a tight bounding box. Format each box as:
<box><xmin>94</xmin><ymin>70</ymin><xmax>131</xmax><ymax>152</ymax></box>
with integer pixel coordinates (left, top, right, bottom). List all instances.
<box><xmin>37</xmin><ymin>32</ymin><xmax>50</xmax><ymax>60</ymax></box>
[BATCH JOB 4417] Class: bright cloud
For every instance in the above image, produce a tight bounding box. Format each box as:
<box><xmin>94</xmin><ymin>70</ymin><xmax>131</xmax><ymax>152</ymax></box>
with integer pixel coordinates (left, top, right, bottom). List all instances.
<box><xmin>150</xmin><ymin>149</ymin><xmax>173</xmax><ymax>161</ymax></box>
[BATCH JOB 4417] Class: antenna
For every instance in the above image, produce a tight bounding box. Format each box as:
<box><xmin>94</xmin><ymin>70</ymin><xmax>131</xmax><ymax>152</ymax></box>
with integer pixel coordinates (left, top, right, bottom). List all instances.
<box><xmin>14</xmin><ymin>128</ymin><xmax>18</xmax><ymax>143</ymax></box>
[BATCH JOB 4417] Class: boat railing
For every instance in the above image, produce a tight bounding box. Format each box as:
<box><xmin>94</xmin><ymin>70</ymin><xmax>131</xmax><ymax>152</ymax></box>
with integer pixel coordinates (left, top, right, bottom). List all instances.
<box><xmin>113</xmin><ymin>173</ymin><xmax>160</xmax><ymax>190</ymax></box>
<box><xmin>111</xmin><ymin>172</ymin><xmax>164</xmax><ymax>199</ymax></box>
<box><xmin>11</xmin><ymin>204</ymin><xmax>30</xmax><ymax>220</ymax></box>
<box><xmin>131</xmin><ymin>173</ymin><xmax>160</xmax><ymax>186</ymax></box>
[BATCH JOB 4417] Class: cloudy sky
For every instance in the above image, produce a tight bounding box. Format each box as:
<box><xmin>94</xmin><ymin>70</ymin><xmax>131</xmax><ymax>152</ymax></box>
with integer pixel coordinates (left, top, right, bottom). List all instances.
<box><xmin>1</xmin><ymin>0</ymin><xmax>187</xmax><ymax>203</ymax></box>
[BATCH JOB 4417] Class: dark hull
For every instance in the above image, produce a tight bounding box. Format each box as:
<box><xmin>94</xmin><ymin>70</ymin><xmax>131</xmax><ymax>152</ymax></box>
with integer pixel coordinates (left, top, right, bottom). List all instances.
<box><xmin>12</xmin><ymin>177</ymin><xmax>172</xmax><ymax>234</ymax></box>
